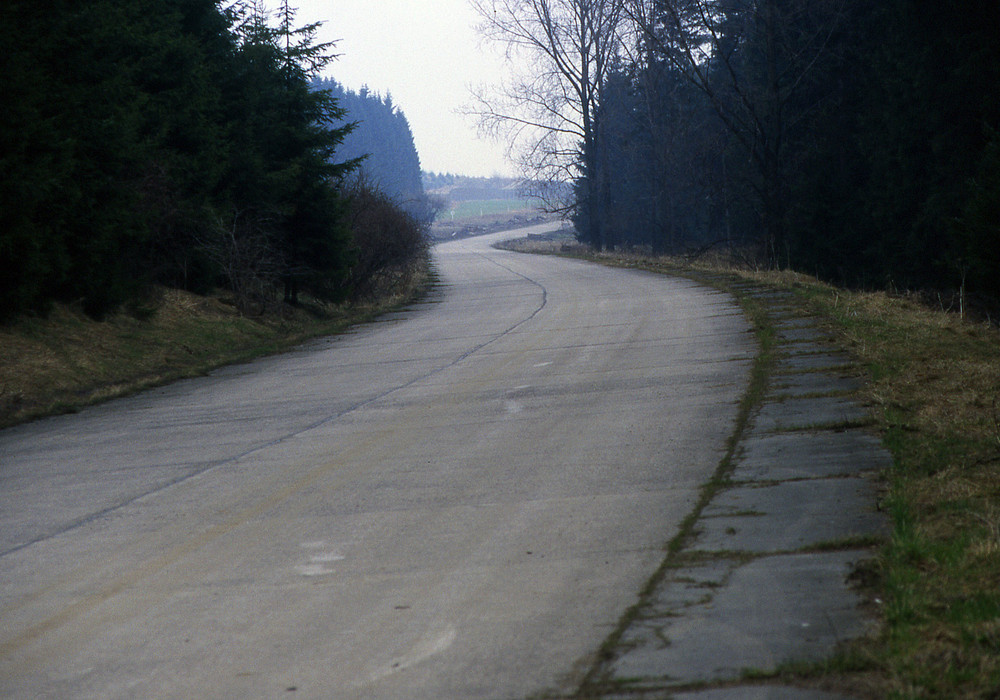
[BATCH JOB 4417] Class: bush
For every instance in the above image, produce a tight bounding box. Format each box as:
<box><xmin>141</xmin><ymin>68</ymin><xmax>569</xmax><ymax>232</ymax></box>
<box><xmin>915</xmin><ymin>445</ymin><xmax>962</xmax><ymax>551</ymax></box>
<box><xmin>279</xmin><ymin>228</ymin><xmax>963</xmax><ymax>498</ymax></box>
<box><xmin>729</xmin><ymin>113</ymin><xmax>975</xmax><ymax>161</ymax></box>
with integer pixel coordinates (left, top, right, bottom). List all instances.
<box><xmin>344</xmin><ymin>180</ymin><xmax>429</xmax><ymax>300</ymax></box>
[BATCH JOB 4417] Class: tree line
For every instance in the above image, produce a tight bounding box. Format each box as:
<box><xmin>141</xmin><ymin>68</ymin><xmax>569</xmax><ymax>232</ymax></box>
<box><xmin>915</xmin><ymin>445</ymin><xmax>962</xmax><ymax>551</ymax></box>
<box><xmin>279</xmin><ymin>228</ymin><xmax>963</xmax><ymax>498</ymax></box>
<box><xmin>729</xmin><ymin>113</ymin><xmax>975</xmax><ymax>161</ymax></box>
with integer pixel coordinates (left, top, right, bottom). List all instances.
<box><xmin>0</xmin><ymin>1</ymin><xmax>427</xmax><ymax>322</ymax></box>
<box><xmin>314</xmin><ymin>79</ymin><xmax>435</xmax><ymax>223</ymax></box>
<box><xmin>472</xmin><ymin>0</ymin><xmax>1000</xmax><ymax>303</ymax></box>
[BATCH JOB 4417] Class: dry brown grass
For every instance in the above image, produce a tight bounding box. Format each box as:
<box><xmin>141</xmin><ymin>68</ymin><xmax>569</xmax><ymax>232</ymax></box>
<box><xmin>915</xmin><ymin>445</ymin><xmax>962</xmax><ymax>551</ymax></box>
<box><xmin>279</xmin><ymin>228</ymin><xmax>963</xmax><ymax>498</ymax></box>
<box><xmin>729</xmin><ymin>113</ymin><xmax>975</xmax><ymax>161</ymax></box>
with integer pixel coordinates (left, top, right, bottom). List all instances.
<box><xmin>0</xmin><ymin>271</ymin><xmax>430</xmax><ymax>428</ymax></box>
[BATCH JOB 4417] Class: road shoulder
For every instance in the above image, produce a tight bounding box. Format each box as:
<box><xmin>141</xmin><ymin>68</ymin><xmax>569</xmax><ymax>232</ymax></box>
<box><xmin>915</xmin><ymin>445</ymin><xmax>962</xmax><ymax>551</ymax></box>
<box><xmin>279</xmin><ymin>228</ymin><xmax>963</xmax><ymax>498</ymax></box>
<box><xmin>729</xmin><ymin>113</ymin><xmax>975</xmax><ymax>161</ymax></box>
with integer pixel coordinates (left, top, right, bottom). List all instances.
<box><xmin>580</xmin><ymin>282</ymin><xmax>887</xmax><ymax>700</ymax></box>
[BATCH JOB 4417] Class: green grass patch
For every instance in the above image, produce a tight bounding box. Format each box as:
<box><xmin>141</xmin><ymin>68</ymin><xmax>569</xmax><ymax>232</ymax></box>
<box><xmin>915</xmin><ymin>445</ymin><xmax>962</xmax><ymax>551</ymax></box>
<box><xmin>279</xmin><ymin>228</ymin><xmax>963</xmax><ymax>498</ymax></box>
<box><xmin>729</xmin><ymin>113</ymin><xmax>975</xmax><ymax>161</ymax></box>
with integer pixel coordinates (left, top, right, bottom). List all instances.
<box><xmin>444</xmin><ymin>198</ymin><xmax>537</xmax><ymax>220</ymax></box>
<box><xmin>794</xmin><ymin>283</ymin><xmax>1000</xmax><ymax>698</ymax></box>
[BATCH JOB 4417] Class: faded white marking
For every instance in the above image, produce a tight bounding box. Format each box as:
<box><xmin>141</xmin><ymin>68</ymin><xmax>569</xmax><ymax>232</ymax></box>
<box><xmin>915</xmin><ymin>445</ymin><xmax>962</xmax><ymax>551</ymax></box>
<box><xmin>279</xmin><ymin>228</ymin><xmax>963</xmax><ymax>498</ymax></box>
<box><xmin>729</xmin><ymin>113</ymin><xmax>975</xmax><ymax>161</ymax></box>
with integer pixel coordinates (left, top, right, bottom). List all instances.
<box><xmin>309</xmin><ymin>553</ymin><xmax>345</xmax><ymax>563</ymax></box>
<box><xmin>533</xmin><ymin>361</ymin><xmax>552</xmax><ymax>367</ymax></box>
<box><xmin>296</xmin><ymin>542</ymin><xmax>344</xmax><ymax>575</ymax></box>
<box><xmin>366</xmin><ymin>626</ymin><xmax>458</xmax><ymax>682</ymax></box>
<box><xmin>295</xmin><ymin>563</ymin><xmax>334</xmax><ymax>576</ymax></box>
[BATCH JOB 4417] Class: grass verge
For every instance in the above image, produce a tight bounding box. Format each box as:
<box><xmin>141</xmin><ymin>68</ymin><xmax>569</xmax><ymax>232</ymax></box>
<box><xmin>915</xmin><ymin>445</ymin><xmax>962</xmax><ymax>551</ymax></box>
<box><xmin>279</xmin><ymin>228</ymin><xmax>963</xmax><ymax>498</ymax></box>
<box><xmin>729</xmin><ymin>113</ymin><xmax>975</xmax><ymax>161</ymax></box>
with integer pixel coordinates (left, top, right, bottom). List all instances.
<box><xmin>504</xmin><ymin>238</ymin><xmax>1000</xmax><ymax>699</ymax></box>
<box><xmin>794</xmin><ymin>277</ymin><xmax>1000</xmax><ymax>699</ymax></box>
<box><xmin>0</xmin><ymin>266</ymin><xmax>433</xmax><ymax>429</ymax></box>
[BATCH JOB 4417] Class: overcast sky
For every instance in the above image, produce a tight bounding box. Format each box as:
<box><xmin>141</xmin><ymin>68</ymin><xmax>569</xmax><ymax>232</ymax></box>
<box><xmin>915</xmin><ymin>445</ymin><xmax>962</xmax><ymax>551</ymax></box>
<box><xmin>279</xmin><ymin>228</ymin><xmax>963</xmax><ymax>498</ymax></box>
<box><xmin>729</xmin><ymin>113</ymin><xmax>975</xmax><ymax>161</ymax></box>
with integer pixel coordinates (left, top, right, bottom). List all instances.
<box><xmin>289</xmin><ymin>0</ymin><xmax>515</xmax><ymax>177</ymax></box>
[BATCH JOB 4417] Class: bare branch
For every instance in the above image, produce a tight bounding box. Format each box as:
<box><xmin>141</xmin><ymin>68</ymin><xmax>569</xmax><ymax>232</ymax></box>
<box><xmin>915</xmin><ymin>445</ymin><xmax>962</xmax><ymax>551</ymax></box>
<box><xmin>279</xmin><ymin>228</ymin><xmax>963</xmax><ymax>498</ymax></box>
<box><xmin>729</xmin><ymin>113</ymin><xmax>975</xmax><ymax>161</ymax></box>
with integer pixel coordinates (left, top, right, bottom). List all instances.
<box><xmin>468</xmin><ymin>0</ymin><xmax>625</xmax><ymax>219</ymax></box>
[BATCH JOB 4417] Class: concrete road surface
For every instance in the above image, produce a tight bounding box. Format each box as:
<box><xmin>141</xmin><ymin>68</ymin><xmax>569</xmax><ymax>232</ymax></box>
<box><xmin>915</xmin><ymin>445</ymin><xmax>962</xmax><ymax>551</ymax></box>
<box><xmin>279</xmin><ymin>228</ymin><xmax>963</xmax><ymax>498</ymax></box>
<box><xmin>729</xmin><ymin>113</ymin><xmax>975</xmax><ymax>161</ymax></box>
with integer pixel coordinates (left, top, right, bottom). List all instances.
<box><xmin>0</xmin><ymin>225</ymin><xmax>752</xmax><ymax>699</ymax></box>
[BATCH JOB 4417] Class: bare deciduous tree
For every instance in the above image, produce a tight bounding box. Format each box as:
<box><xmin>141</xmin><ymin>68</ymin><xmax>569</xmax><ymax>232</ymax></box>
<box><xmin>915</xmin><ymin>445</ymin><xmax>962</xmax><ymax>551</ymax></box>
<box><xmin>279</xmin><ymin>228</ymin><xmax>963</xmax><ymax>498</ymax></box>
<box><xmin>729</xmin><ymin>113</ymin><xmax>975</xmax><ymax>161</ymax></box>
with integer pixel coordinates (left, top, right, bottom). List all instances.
<box><xmin>199</xmin><ymin>209</ymin><xmax>282</xmax><ymax>316</ymax></box>
<box><xmin>468</xmin><ymin>0</ymin><xmax>624</xmax><ymax>246</ymax></box>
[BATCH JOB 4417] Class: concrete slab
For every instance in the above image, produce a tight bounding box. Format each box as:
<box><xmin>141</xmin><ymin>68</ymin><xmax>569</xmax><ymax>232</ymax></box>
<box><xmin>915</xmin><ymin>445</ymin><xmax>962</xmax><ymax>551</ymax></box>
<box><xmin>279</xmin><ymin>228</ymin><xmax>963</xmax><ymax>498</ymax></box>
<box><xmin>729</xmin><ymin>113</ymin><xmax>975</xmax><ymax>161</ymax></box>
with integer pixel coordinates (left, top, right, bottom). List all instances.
<box><xmin>773</xmin><ymin>317</ymin><xmax>817</xmax><ymax>329</ymax></box>
<box><xmin>781</xmin><ymin>341</ymin><xmax>840</xmax><ymax>354</ymax></box>
<box><xmin>751</xmin><ymin>397</ymin><xmax>869</xmax><ymax>433</ymax></box>
<box><xmin>641</xmin><ymin>559</ymin><xmax>737</xmax><ymax>615</ymax></box>
<box><xmin>749</xmin><ymin>297</ymin><xmax>796</xmax><ymax>311</ymax></box>
<box><xmin>733</xmin><ymin>431</ymin><xmax>891</xmax><ymax>481</ymax></box>
<box><xmin>696</xmin><ymin>478</ymin><xmax>887</xmax><ymax>552</ymax></box>
<box><xmin>774</xmin><ymin>327</ymin><xmax>829</xmax><ymax>344</ymax></box>
<box><xmin>672</xmin><ymin>686</ymin><xmax>860</xmax><ymax>699</ymax></box>
<box><xmin>751</xmin><ymin>299</ymin><xmax>796</xmax><ymax>308</ymax></box>
<box><xmin>610</xmin><ymin>551</ymin><xmax>872</xmax><ymax>688</ymax></box>
<box><xmin>768</xmin><ymin>372</ymin><xmax>861</xmax><ymax>399</ymax></box>
<box><xmin>776</xmin><ymin>353</ymin><xmax>854</xmax><ymax>373</ymax></box>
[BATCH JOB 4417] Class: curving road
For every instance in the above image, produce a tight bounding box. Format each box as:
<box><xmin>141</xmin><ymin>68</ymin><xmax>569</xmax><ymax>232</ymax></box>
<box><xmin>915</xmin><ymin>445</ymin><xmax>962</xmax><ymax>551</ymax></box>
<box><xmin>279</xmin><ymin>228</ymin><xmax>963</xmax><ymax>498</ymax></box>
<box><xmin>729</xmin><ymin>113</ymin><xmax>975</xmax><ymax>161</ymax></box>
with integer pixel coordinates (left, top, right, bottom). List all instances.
<box><xmin>0</xmin><ymin>225</ymin><xmax>752</xmax><ymax>699</ymax></box>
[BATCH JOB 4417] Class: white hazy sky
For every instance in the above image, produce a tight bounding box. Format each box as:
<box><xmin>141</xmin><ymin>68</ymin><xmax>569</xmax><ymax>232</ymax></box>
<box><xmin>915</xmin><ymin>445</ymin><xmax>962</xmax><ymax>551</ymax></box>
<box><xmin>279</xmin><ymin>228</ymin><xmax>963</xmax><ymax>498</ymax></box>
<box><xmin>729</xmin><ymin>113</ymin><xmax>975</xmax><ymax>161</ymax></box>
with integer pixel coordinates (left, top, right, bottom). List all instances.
<box><xmin>290</xmin><ymin>0</ymin><xmax>515</xmax><ymax>177</ymax></box>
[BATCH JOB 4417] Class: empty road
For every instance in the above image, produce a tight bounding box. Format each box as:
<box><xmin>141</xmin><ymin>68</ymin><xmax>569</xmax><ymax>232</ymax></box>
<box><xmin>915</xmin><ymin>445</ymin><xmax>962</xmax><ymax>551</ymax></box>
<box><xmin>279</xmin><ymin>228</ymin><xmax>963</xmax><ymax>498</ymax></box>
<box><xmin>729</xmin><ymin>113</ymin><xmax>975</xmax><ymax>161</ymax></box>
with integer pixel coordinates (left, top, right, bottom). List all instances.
<box><xmin>0</xmin><ymin>225</ymin><xmax>752</xmax><ymax>699</ymax></box>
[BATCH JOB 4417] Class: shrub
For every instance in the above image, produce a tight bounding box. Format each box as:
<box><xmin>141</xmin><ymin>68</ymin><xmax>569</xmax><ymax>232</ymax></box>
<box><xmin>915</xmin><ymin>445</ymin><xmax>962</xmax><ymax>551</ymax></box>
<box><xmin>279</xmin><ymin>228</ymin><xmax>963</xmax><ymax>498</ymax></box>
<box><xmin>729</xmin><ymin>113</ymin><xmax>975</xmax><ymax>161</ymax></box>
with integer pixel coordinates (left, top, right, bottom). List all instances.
<box><xmin>343</xmin><ymin>179</ymin><xmax>429</xmax><ymax>300</ymax></box>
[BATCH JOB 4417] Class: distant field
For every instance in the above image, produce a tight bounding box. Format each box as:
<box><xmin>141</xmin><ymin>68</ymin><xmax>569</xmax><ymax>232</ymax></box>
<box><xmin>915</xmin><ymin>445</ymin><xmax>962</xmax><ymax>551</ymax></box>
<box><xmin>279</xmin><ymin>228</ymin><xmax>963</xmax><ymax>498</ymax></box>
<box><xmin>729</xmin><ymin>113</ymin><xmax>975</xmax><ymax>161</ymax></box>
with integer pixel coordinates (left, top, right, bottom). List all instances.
<box><xmin>442</xmin><ymin>198</ymin><xmax>539</xmax><ymax>221</ymax></box>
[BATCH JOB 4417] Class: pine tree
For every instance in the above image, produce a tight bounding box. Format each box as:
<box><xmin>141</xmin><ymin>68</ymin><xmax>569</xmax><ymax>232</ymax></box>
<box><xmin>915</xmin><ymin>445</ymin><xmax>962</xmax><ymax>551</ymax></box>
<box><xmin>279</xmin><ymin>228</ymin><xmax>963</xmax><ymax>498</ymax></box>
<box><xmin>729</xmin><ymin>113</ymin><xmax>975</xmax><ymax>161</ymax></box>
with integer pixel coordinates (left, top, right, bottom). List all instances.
<box><xmin>220</xmin><ymin>0</ymin><xmax>357</xmax><ymax>306</ymax></box>
<box><xmin>311</xmin><ymin>78</ymin><xmax>431</xmax><ymax>222</ymax></box>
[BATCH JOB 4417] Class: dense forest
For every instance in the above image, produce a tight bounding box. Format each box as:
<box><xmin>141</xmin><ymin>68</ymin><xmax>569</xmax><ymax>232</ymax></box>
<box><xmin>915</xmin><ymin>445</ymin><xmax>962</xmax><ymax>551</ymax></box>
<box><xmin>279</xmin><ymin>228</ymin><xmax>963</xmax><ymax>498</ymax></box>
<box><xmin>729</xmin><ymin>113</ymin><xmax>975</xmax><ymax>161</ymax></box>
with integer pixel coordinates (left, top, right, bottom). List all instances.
<box><xmin>313</xmin><ymin>79</ymin><xmax>433</xmax><ymax>223</ymax></box>
<box><xmin>572</xmin><ymin>0</ymin><xmax>1000</xmax><ymax>303</ymax></box>
<box><xmin>0</xmin><ymin>1</ymin><xmax>427</xmax><ymax>322</ymax></box>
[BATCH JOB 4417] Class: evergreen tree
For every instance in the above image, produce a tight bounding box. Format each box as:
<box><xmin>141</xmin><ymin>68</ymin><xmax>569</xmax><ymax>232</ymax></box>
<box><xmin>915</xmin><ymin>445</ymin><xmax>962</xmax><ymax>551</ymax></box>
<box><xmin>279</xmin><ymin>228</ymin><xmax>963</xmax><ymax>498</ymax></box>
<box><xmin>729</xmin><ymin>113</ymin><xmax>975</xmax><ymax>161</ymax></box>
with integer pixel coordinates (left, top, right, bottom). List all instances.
<box><xmin>312</xmin><ymin>79</ymin><xmax>431</xmax><ymax>222</ymax></box>
<box><xmin>0</xmin><ymin>0</ymin><xmax>359</xmax><ymax>319</ymax></box>
<box><xmin>202</xmin><ymin>0</ymin><xmax>357</xmax><ymax>306</ymax></box>
<box><xmin>0</xmin><ymin>0</ymin><xmax>73</xmax><ymax>319</ymax></box>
